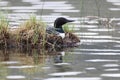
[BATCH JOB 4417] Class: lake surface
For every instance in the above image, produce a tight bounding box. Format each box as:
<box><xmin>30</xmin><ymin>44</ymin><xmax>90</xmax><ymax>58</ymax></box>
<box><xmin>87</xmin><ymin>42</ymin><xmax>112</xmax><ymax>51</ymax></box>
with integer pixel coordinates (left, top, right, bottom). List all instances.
<box><xmin>0</xmin><ymin>0</ymin><xmax>120</xmax><ymax>80</ymax></box>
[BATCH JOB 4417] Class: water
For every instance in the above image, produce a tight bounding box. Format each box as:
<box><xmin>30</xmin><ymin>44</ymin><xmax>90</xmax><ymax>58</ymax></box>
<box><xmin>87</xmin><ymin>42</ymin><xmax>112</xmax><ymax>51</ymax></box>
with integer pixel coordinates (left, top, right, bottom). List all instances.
<box><xmin>0</xmin><ymin>0</ymin><xmax>120</xmax><ymax>80</ymax></box>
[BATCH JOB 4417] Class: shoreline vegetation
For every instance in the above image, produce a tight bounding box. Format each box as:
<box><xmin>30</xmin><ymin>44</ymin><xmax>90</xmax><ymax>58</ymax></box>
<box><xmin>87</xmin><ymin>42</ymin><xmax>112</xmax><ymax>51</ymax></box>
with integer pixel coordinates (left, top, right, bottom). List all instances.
<box><xmin>0</xmin><ymin>15</ymin><xmax>80</xmax><ymax>52</ymax></box>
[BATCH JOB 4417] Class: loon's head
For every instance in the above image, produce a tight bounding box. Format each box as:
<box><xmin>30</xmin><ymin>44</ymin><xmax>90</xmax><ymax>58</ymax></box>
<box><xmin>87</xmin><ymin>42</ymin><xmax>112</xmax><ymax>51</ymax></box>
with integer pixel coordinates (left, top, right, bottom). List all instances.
<box><xmin>54</xmin><ymin>17</ymin><xmax>74</xmax><ymax>33</ymax></box>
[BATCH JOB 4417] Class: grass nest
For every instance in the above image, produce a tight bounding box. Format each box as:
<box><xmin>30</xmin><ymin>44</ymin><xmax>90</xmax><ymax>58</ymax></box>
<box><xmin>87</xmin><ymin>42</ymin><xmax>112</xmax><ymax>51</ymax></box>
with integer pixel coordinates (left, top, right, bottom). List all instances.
<box><xmin>0</xmin><ymin>15</ymin><xmax>12</xmax><ymax>48</ymax></box>
<box><xmin>0</xmin><ymin>15</ymin><xmax>80</xmax><ymax>52</ymax></box>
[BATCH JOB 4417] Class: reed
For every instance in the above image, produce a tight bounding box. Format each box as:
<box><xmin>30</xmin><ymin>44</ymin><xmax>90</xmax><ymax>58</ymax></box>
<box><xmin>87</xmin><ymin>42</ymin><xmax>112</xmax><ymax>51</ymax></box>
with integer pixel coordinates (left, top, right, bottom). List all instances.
<box><xmin>0</xmin><ymin>12</ymin><xmax>10</xmax><ymax>48</ymax></box>
<box><xmin>15</xmin><ymin>15</ymin><xmax>46</xmax><ymax>49</ymax></box>
<box><xmin>0</xmin><ymin>13</ymin><xmax>79</xmax><ymax>52</ymax></box>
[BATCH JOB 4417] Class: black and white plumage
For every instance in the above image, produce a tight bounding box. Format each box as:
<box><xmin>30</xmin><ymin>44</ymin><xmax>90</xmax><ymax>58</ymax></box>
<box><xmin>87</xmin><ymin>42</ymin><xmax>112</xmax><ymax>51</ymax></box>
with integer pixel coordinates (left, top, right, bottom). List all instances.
<box><xmin>46</xmin><ymin>17</ymin><xmax>74</xmax><ymax>38</ymax></box>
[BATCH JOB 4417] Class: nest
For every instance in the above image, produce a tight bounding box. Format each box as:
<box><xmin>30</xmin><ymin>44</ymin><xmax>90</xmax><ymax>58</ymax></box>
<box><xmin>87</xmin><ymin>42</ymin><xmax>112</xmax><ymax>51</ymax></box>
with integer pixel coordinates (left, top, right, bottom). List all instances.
<box><xmin>0</xmin><ymin>17</ymin><xmax>80</xmax><ymax>52</ymax></box>
<box><xmin>15</xmin><ymin>27</ymin><xmax>80</xmax><ymax>51</ymax></box>
<box><xmin>0</xmin><ymin>27</ymin><xmax>11</xmax><ymax>48</ymax></box>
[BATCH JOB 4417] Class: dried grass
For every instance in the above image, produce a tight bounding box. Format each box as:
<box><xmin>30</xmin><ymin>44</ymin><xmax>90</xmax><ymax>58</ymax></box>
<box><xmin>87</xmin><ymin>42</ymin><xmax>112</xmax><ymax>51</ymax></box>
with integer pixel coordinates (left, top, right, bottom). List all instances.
<box><xmin>0</xmin><ymin>15</ymin><xmax>80</xmax><ymax>52</ymax></box>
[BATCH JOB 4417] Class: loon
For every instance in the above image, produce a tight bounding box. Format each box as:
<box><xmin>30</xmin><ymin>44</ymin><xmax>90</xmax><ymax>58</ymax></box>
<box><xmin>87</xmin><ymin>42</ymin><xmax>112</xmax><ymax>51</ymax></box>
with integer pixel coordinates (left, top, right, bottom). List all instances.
<box><xmin>46</xmin><ymin>17</ymin><xmax>74</xmax><ymax>38</ymax></box>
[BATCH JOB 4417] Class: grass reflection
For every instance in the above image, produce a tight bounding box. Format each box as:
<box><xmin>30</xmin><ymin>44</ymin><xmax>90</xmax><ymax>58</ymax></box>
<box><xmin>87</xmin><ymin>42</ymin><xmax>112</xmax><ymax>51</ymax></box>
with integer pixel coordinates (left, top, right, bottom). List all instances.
<box><xmin>0</xmin><ymin>47</ymin><xmax>75</xmax><ymax>80</ymax></box>
<box><xmin>0</xmin><ymin>62</ymin><xmax>8</xmax><ymax>80</ymax></box>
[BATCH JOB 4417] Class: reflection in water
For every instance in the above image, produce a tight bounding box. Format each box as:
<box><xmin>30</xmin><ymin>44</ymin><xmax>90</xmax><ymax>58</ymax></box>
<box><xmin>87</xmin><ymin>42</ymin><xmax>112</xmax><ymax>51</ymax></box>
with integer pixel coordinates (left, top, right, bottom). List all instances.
<box><xmin>103</xmin><ymin>64</ymin><xmax>120</xmax><ymax>67</ymax></box>
<box><xmin>0</xmin><ymin>49</ymin><xmax>10</xmax><ymax>61</ymax></box>
<box><xmin>53</xmin><ymin>52</ymin><xmax>65</xmax><ymax>63</ymax></box>
<box><xmin>6</xmin><ymin>75</ymin><xmax>25</xmax><ymax>79</ymax></box>
<box><xmin>101</xmin><ymin>73</ymin><xmax>120</xmax><ymax>77</ymax></box>
<box><xmin>52</xmin><ymin>51</ymin><xmax>73</xmax><ymax>73</ymax></box>
<box><xmin>104</xmin><ymin>68</ymin><xmax>119</xmax><ymax>71</ymax></box>
<box><xmin>44</xmin><ymin>77</ymin><xmax>101</xmax><ymax>80</ymax></box>
<box><xmin>7</xmin><ymin>65</ymin><xmax>36</xmax><ymax>69</ymax></box>
<box><xmin>0</xmin><ymin>49</ymin><xmax>48</xmax><ymax>78</ymax></box>
<box><xmin>53</xmin><ymin>54</ymin><xmax>63</xmax><ymax>63</ymax></box>
<box><xmin>48</xmin><ymin>71</ymin><xmax>82</xmax><ymax>77</ymax></box>
<box><xmin>0</xmin><ymin>49</ymin><xmax>74</xmax><ymax>79</ymax></box>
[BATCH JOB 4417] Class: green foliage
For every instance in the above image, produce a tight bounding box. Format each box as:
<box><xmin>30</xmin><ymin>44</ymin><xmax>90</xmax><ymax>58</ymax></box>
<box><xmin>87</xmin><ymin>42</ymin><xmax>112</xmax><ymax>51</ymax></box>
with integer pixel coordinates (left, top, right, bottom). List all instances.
<box><xmin>21</xmin><ymin>15</ymin><xmax>46</xmax><ymax>31</ymax></box>
<box><xmin>0</xmin><ymin>12</ymin><xmax>9</xmax><ymax>33</ymax></box>
<box><xmin>63</xmin><ymin>24</ymin><xmax>74</xmax><ymax>33</ymax></box>
<box><xmin>0</xmin><ymin>12</ymin><xmax>10</xmax><ymax>48</ymax></box>
<box><xmin>16</xmin><ymin>15</ymin><xmax>47</xmax><ymax>47</ymax></box>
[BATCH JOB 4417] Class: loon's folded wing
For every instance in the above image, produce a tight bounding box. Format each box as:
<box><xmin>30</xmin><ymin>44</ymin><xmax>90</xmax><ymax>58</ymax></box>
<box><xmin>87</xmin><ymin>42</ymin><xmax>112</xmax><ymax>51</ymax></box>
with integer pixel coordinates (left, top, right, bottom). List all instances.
<box><xmin>46</xmin><ymin>25</ymin><xmax>59</xmax><ymax>35</ymax></box>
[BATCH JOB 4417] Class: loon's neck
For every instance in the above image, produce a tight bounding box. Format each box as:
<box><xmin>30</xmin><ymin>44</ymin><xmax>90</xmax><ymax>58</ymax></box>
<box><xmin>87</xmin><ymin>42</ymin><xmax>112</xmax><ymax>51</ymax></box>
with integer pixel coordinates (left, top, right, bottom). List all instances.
<box><xmin>55</xmin><ymin>27</ymin><xmax>64</xmax><ymax>33</ymax></box>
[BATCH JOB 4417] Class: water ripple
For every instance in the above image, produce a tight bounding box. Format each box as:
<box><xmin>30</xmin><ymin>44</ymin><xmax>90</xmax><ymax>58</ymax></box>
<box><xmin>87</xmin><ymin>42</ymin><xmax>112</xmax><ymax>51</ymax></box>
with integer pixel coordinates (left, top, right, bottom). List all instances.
<box><xmin>85</xmin><ymin>59</ymin><xmax>118</xmax><ymax>62</ymax></box>
<box><xmin>44</xmin><ymin>77</ymin><xmax>101</xmax><ymax>80</ymax></box>
<box><xmin>6</xmin><ymin>75</ymin><xmax>25</xmax><ymax>79</ymax></box>
<box><xmin>48</xmin><ymin>71</ymin><xmax>82</xmax><ymax>76</ymax></box>
<box><xmin>101</xmin><ymin>73</ymin><xmax>120</xmax><ymax>77</ymax></box>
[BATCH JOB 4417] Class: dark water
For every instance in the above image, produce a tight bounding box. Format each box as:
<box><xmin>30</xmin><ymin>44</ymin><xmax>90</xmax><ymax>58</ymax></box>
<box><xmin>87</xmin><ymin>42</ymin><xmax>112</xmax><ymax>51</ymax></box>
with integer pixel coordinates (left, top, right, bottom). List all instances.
<box><xmin>0</xmin><ymin>0</ymin><xmax>120</xmax><ymax>80</ymax></box>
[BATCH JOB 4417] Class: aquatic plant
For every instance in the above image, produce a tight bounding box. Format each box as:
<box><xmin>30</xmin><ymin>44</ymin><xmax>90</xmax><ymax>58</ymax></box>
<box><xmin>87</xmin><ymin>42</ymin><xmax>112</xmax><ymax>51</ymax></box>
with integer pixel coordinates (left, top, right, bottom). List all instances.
<box><xmin>0</xmin><ymin>12</ymin><xmax>80</xmax><ymax>52</ymax></box>
<box><xmin>63</xmin><ymin>23</ymin><xmax>74</xmax><ymax>33</ymax></box>
<box><xmin>0</xmin><ymin>12</ymin><xmax>10</xmax><ymax>48</ymax></box>
<box><xmin>15</xmin><ymin>15</ymin><xmax>46</xmax><ymax>49</ymax></box>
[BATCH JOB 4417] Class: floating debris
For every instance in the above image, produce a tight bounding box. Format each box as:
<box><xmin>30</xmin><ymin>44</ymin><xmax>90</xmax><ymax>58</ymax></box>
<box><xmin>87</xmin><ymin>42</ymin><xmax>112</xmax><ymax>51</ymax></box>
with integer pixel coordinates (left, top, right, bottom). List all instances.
<box><xmin>81</xmin><ymin>16</ymin><xmax>116</xmax><ymax>28</ymax></box>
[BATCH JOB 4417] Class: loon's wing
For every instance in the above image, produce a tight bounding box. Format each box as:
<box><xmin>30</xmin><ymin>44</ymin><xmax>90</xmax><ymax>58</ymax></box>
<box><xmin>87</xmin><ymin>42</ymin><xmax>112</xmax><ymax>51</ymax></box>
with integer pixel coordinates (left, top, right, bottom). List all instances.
<box><xmin>46</xmin><ymin>25</ymin><xmax>59</xmax><ymax>35</ymax></box>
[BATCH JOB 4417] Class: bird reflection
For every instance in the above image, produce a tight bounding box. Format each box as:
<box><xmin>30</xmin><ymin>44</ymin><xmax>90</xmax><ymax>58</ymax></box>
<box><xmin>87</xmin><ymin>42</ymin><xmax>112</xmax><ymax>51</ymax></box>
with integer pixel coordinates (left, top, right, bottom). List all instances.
<box><xmin>54</xmin><ymin>54</ymin><xmax>63</xmax><ymax>63</ymax></box>
<box><xmin>53</xmin><ymin>52</ymin><xmax>65</xmax><ymax>63</ymax></box>
<box><xmin>53</xmin><ymin>52</ymin><xmax>73</xmax><ymax>72</ymax></box>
